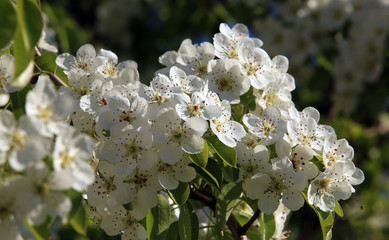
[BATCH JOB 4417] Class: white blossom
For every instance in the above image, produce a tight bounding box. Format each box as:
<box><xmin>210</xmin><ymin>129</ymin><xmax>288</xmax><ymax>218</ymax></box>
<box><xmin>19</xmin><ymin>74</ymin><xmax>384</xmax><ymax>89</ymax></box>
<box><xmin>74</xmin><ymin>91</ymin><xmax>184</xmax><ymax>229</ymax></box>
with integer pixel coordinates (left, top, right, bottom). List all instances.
<box><xmin>308</xmin><ymin>161</ymin><xmax>364</xmax><ymax>212</ymax></box>
<box><xmin>210</xmin><ymin>100</ymin><xmax>246</xmax><ymax>148</ymax></box>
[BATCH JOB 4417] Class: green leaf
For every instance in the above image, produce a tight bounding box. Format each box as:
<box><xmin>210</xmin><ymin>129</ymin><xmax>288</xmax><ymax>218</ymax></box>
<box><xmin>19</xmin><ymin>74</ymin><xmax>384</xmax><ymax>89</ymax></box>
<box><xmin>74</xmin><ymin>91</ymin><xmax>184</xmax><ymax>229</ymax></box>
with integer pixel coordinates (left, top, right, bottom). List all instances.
<box><xmin>219</xmin><ymin>181</ymin><xmax>243</xmax><ymax>201</ymax></box>
<box><xmin>240</xmin><ymin>86</ymin><xmax>256</xmax><ymax>111</ymax></box>
<box><xmin>154</xmin><ymin>194</ymin><xmax>171</xmax><ymax>234</ymax></box>
<box><xmin>231</xmin><ymin>87</ymin><xmax>256</xmax><ymax>122</ymax></box>
<box><xmin>334</xmin><ymin>200</ymin><xmax>344</xmax><ymax>217</ymax></box>
<box><xmin>146</xmin><ymin>209</ymin><xmax>155</xmax><ymax>239</ymax></box>
<box><xmin>69</xmin><ymin>200</ymin><xmax>87</xmax><ymax>235</ymax></box>
<box><xmin>67</xmin><ymin>189</ymin><xmax>83</xmax><ymax>218</ymax></box>
<box><xmin>178</xmin><ymin>203</ymin><xmax>192</xmax><ymax>240</ymax></box>
<box><xmin>302</xmin><ymin>192</ymin><xmax>334</xmax><ymax>240</ymax></box>
<box><xmin>13</xmin><ymin>0</ymin><xmax>43</xmax><ymax>87</ymax></box>
<box><xmin>34</xmin><ymin>51</ymin><xmax>69</xmax><ymax>85</ymax></box>
<box><xmin>205</xmin><ymin>158</ymin><xmax>223</xmax><ymax>188</ymax></box>
<box><xmin>169</xmin><ymin>182</ymin><xmax>190</xmax><ymax>205</ymax></box>
<box><xmin>206</xmin><ymin>135</ymin><xmax>237</xmax><ymax>167</ymax></box>
<box><xmin>189</xmin><ymin>163</ymin><xmax>220</xmax><ymax>189</ymax></box>
<box><xmin>190</xmin><ymin>203</ymin><xmax>199</xmax><ymax>240</ymax></box>
<box><xmin>9</xmin><ymin>83</ymin><xmax>32</xmax><ymax>119</ymax></box>
<box><xmin>312</xmin><ymin>155</ymin><xmax>325</xmax><ymax>172</ymax></box>
<box><xmin>0</xmin><ymin>0</ymin><xmax>17</xmax><ymax>50</ymax></box>
<box><xmin>188</xmin><ymin>141</ymin><xmax>208</xmax><ymax>167</ymax></box>
<box><xmin>260</xmin><ymin>212</ymin><xmax>276</xmax><ymax>240</ymax></box>
<box><xmin>231</xmin><ymin>103</ymin><xmax>244</xmax><ymax>122</ymax></box>
<box><xmin>216</xmin><ymin>182</ymin><xmax>243</xmax><ymax>231</ymax></box>
<box><xmin>215</xmin><ymin>198</ymin><xmax>229</xmax><ymax>231</ymax></box>
<box><xmin>164</xmin><ymin>221</ymin><xmax>179</xmax><ymax>240</ymax></box>
<box><xmin>23</xmin><ymin>218</ymin><xmax>51</xmax><ymax>240</ymax></box>
<box><xmin>222</xmin><ymin>163</ymin><xmax>239</xmax><ymax>183</ymax></box>
<box><xmin>146</xmin><ymin>194</ymin><xmax>171</xmax><ymax>239</ymax></box>
<box><xmin>66</xmin><ymin>189</ymin><xmax>88</xmax><ymax>235</ymax></box>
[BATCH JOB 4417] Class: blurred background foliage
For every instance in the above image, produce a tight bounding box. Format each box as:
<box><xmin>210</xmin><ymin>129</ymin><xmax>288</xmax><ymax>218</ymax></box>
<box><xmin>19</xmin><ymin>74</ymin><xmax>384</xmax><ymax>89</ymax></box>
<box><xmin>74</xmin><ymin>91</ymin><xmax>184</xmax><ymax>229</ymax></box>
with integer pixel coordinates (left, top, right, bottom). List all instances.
<box><xmin>41</xmin><ymin>0</ymin><xmax>389</xmax><ymax>239</ymax></box>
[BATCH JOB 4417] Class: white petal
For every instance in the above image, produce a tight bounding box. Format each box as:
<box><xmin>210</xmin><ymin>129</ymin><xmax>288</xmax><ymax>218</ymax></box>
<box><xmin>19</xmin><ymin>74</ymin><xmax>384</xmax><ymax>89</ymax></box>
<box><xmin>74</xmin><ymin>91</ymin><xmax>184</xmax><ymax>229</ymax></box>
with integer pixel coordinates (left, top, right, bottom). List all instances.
<box><xmin>185</xmin><ymin>117</ymin><xmax>208</xmax><ymax>135</ymax></box>
<box><xmin>331</xmin><ymin>181</ymin><xmax>353</xmax><ymax>200</ymax></box>
<box><xmin>114</xmin><ymin>160</ymin><xmax>136</xmax><ymax>177</ymax></box>
<box><xmin>0</xmin><ymin>91</ymin><xmax>10</xmax><ymax>106</ymax></box>
<box><xmin>101</xmin><ymin>140</ymin><xmax>123</xmax><ymax>162</ymax></box>
<box><xmin>258</xmin><ymin>192</ymin><xmax>280</xmax><ymax>214</ymax></box>
<box><xmin>56</xmin><ymin>53</ymin><xmax>76</xmax><ymax>70</ymax></box>
<box><xmin>113</xmin><ymin>183</ymin><xmax>135</xmax><ymax>204</ymax></box>
<box><xmin>49</xmin><ymin>170</ymin><xmax>74</xmax><ymax>190</ymax></box>
<box><xmin>182</xmin><ymin>136</ymin><xmax>205</xmax><ymax>154</ymax></box>
<box><xmin>282</xmin><ymin>189</ymin><xmax>304</xmax><ymax>211</ymax></box>
<box><xmin>98</xmin><ymin>49</ymin><xmax>118</xmax><ymax>63</ymax></box>
<box><xmin>174</xmin><ymin>165</ymin><xmax>196</xmax><ymax>182</ymax></box>
<box><xmin>131</xmin><ymin>188</ymin><xmax>158</xmax><ymax>220</ymax></box>
<box><xmin>275</xmin><ymin>139</ymin><xmax>292</xmax><ymax>158</ymax></box>
<box><xmin>243</xmin><ymin>174</ymin><xmax>271</xmax><ymax>199</ymax></box>
<box><xmin>159</xmin><ymin>174</ymin><xmax>179</xmax><ymax>190</ymax></box>
<box><xmin>135</xmin><ymin>223</ymin><xmax>148</xmax><ymax>240</ymax></box>
<box><xmin>0</xmin><ymin>219</ymin><xmax>22</xmax><ymax>240</ymax></box>
<box><xmin>203</xmin><ymin>105</ymin><xmax>222</xmax><ymax>120</ymax></box>
<box><xmin>77</xmin><ymin>43</ymin><xmax>96</xmax><ymax>58</ymax></box>
<box><xmin>272</xmin><ymin>55</ymin><xmax>289</xmax><ymax>73</ymax></box>
<box><xmin>349</xmin><ymin>167</ymin><xmax>364</xmax><ymax>185</ymax></box>
<box><xmin>138</xmin><ymin>150</ymin><xmax>158</xmax><ymax>171</ymax></box>
<box><xmin>71</xmin><ymin>160</ymin><xmax>95</xmax><ymax>191</ymax></box>
<box><xmin>159</xmin><ymin>142</ymin><xmax>182</xmax><ymax>164</ymax></box>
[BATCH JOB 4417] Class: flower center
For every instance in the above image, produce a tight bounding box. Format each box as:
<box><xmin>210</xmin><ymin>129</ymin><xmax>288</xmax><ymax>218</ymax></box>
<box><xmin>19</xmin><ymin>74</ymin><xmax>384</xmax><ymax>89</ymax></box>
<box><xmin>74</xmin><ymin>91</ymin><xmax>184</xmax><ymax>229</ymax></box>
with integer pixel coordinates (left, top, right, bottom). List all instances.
<box><xmin>314</xmin><ymin>178</ymin><xmax>333</xmax><ymax>193</ymax></box>
<box><xmin>326</xmin><ymin>151</ymin><xmax>340</xmax><ymax>167</ymax></box>
<box><xmin>213</xmin><ymin>119</ymin><xmax>225</xmax><ymax>133</ymax></box>
<box><xmin>102</xmin><ymin>61</ymin><xmax>118</xmax><ymax>77</ymax></box>
<box><xmin>59</xmin><ymin>151</ymin><xmax>75</xmax><ymax>169</ymax></box>
<box><xmin>102</xmin><ymin>176</ymin><xmax>117</xmax><ymax>193</ymax></box>
<box><xmin>158</xmin><ymin>163</ymin><xmax>175</xmax><ymax>173</ymax></box>
<box><xmin>243</xmin><ymin>61</ymin><xmax>260</xmax><ymax>76</ymax></box>
<box><xmin>196</xmin><ymin>61</ymin><xmax>208</xmax><ymax>78</ymax></box>
<box><xmin>120</xmin><ymin>110</ymin><xmax>136</xmax><ymax>123</ymax></box>
<box><xmin>298</xmin><ymin>130</ymin><xmax>315</xmax><ymax>147</ymax></box>
<box><xmin>37</xmin><ymin>105</ymin><xmax>54</xmax><ymax>122</ymax></box>
<box><xmin>34</xmin><ymin>182</ymin><xmax>51</xmax><ymax>196</ymax></box>
<box><xmin>10</xmin><ymin>129</ymin><xmax>27</xmax><ymax>149</ymax></box>
<box><xmin>187</xmin><ymin>103</ymin><xmax>201</xmax><ymax>117</ymax></box>
<box><xmin>226</xmin><ymin>46</ymin><xmax>239</xmax><ymax>60</ymax></box>
<box><xmin>123</xmin><ymin>213</ymin><xmax>137</xmax><ymax>229</ymax></box>
<box><xmin>169</xmin><ymin>126</ymin><xmax>185</xmax><ymax>144</ymax></box>
<box><xmin>151</xmin><ymin>90</ymin><xmax>167</xmax><ymax>106</ymax></box>
<box><xmin>245</xmin><ymin>133</ymin><xmax>261</xmax><ymax>149</ymax></box>
<box><xmin>241</xmin><ymin>160</ymin><xmax>258</xmax><ymax>178</ymax></box>
<box><xmin>215</xmin><ymin>77</ymin><xmax>233</xmax><ymax>92</ymax></box>
<box><xmin>267</xmin><ymin>177</ymin><xmax>287</xmax><ymax>195</ymax></box>
<box><xmin>75</xmin><ymin>57</ymin><xmax>91</xmax><ymax>71</ymax></box>
<box><xmin>130</xmin><ymin>173</ymin><xmax>149</xmax><ymax>190</ymax></box>
<box><xmin>263</xmin><ymin>91</ymin><xmax>278</xmax><ymax>107</ymax></box>
<box><xmin>258</xmin><ymin>118</ymin><xmax>276</xmax><ymax>137</ymax></box>
<box><xmin>124</xmin><ymin>139</ymin><xmax>142</xmax><ymax>159</ymax></box>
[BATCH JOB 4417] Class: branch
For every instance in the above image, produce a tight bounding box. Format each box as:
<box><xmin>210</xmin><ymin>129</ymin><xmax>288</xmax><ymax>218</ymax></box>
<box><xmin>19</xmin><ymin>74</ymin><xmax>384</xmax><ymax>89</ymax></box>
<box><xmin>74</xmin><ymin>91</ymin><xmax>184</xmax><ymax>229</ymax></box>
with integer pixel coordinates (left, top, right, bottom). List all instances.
<box><xmin>241</xmin><ymin>208</ymin><xmax>261</xmax><ymax>234</ymax></box>
<box><xmin>34</xmin><ymin>47</ymin><xmax>68</xmax><ymax>87</ymax></box>
<box><xmin>189</xmin><ymin>185</ymin><xmax>216</xmax><ymax>210</ymax></box>
<box><xmin>189</xmin><ymin>185</ymin><xmax>261</xmax><ymax>240</ymax></box>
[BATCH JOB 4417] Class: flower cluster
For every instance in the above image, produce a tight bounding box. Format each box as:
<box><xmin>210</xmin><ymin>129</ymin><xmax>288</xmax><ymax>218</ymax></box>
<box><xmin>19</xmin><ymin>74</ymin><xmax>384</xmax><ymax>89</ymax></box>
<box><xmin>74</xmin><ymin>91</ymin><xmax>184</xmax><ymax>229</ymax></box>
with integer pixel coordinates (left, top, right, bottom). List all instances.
<box><xmin>54</xmin><ymin>23</ymin><xmax>364</xmax><ymax>238</ymax></box>
<box><xmin>0</xmin><ymin>22</ymin><xmax>364</xmax><ymax>240</ymax></box>
<box><xmin>0</xmin><ymin>75</ymin><xmax>95</xmax><ymax>239</ymax></box>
